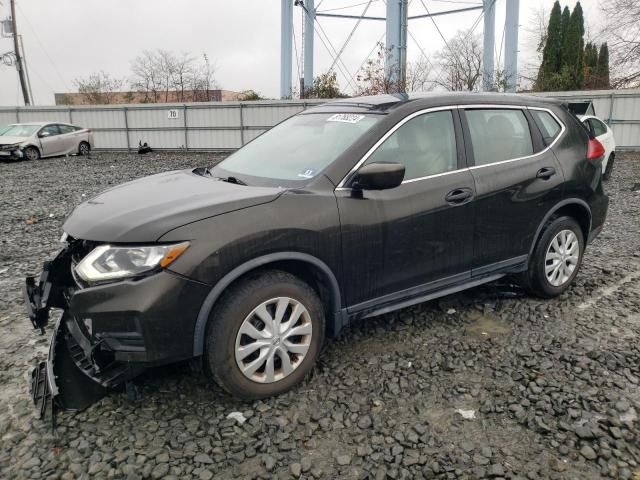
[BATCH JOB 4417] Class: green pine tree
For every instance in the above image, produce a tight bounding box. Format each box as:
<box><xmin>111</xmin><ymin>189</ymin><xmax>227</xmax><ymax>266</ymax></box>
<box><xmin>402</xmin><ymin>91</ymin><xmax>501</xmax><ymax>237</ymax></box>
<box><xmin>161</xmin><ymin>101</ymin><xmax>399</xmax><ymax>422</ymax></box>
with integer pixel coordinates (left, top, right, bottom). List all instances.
<box><xmin>583</xmin><ymin>42</ymin><xmax>599</xmax><ymax>89</ymax></box>
<box><xmin>535</xmin><ymin>1</ymin><xmax>563</xmax><ymax>91</ymax></box>
<box><xmin>561</xmin><ymin>2</ymin><xmax>585</xmax><ymax>90</ymax></box>
<box><xmin>597</xmin><ymin>43</ymin><xmax>610</xmax><ymax>89</ymax></box>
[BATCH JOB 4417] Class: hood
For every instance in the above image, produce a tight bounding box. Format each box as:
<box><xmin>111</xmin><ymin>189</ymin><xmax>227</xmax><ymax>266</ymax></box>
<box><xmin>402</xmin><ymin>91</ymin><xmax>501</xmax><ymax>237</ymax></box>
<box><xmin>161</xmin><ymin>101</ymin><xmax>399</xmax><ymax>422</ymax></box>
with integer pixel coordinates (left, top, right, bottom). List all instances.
<box><xmin>0</xmin><ymin>136</ymin><xmax>29</xmax><ymax>145</ymax></box>
<box><xmin>63</xmin><ymin>169</ymin><xmax>284</xmax><ymax>242</ymax></box>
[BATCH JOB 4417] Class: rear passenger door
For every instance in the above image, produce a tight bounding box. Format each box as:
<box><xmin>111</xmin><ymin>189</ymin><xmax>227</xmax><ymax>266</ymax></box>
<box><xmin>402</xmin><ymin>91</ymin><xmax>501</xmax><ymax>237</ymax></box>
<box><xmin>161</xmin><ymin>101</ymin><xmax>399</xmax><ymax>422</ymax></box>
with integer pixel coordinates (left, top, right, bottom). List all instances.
<box><xmin>460</xmin><ymin>106</ymin><xmax>565</xmax><ymax>274</ymax></box>
<box><xmin>57</xmin><ymin>124</ymin><xmax>79</xmax><ymax>154</ymax></box>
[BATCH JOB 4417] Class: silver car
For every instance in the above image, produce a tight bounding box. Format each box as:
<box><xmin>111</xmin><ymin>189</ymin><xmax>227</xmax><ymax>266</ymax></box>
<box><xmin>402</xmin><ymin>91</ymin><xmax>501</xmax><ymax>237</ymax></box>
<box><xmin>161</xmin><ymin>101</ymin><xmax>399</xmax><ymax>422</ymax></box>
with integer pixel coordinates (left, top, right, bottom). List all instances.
<box><xmin>0</xmin><ymin>122</ymin><xmax>93</xmax><ymax>161</ymax></box>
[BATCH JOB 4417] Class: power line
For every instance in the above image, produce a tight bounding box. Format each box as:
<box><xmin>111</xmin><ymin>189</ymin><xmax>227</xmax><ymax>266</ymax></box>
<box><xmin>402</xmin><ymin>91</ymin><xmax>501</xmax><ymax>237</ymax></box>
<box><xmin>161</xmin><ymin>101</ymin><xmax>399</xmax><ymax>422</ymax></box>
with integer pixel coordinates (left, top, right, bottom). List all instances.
<box><xmin>318</xmin><ymin>0</ymin><xmax>380</xmax><ymax>13</ymax></box>
<box><xmin>407</xmin><ymin>28</ymin><xmax>448</xmax><ymax>87</ymax></box>
<box><xmin>313</xmin><ymin>19</ymin><xmax>359</xmax><ymax>91</ymax></box>
<box><xmin>328</xmin><ymin>0</ymin><xmax>373</xmax><ymax>73</ymax></box>
<box><xmin>16</xmin><ymin>3</ymin><xmax>70</xmax><ymax>92</ymax></box>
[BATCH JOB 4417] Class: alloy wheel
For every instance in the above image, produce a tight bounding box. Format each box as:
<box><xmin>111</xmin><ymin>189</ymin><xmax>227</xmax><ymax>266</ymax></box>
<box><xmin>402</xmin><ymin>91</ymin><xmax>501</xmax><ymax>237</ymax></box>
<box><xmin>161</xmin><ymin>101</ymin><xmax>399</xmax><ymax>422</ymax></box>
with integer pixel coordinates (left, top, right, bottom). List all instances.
<box><xmin>79</xmin><ymin>143</ymin><xmax>90</xmax><ymax>155</ymax></box>
<box><xmin>235</xmin><ymin>297</ymin><xmax>312</xmax><ymax>383</ymax></box>
<box><xmin>545</xmin><ymin>229</ymin><xmax>580</xmax><ymax>287</ymax></box>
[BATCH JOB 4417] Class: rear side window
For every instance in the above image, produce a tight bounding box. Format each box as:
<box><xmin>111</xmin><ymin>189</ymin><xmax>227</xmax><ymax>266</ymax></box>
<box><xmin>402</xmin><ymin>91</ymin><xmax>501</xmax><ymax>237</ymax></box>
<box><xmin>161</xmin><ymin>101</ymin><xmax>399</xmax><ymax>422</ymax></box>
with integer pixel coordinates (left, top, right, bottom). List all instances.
<box><xmin>590</xmin><ymin>118</ymin><xmax>607</xmax><ymax>136</ymax></box>
<box><xmin>531</xmin><ymin>110</ymin><xmax>562</xmax><ymax>145</ymax></box>
<box><xmin>58</xmin><ymin>125</ymin><xmax>75</xmax><ymax>134</ymax></box>
<box><xmin>465</xmin><ymin>109</ymin><xmax>533</xmax><ymax>165</ymax></box>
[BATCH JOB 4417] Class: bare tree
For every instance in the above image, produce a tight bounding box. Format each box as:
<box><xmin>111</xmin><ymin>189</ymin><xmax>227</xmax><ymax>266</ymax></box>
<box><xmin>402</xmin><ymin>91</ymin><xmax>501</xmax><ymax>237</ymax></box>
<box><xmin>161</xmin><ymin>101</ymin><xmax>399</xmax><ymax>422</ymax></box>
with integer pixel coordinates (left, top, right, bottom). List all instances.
<box><xmin>130</xmin><ymin>50</ymin><xmax>217</xmax><ymax>103</ymax></box>
<box><xmin>434</xmin><ymin>30</ymin><xmax>483</xmax><ymax>91</ymax></box>
<box><xmin>601</xmin><ymin>0</ymin><xmax>640</xmax><ymax>87</ymax></box>
<box><xmin>356</xmin><ymin>43</ymin><xmax>433</xmax><ymax>95</ymax></box>
<box><xmin>73</xmin><ymin>71</ymin><xmax>124</xmax><ymax>104</ymax></box>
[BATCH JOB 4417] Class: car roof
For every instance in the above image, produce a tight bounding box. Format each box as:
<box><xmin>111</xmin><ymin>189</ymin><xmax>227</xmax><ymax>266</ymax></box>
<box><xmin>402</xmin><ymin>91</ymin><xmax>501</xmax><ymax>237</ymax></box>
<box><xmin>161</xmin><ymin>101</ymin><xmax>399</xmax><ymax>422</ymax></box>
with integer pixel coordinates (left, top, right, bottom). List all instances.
<box><xmin>306</xmin><ymin>92</ymin><xmax>564</xmax><ymax>114</ymax></box>
<box><xmin>8</xmin><ymin>122</ymin><xmax>77</xmax><ymax>127</ymax></box>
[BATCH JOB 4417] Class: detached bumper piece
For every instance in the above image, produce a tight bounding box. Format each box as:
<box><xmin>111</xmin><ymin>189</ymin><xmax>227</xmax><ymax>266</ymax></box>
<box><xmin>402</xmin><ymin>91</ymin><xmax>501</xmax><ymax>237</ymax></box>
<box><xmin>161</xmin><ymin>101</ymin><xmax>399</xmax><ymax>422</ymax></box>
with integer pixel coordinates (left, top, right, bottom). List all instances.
<box><xmin>30</xmin><ymin>319</ymin><xmax>110</xmax><ymax>430</ymax></box>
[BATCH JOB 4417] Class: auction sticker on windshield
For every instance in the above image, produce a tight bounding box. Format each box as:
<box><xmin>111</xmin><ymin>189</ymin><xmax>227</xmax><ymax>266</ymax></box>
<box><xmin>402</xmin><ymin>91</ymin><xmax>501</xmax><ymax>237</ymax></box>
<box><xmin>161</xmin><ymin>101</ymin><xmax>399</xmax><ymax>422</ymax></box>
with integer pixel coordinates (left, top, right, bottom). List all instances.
<box><xmin>327</xmin><ymin>113</ymin><xmax>365</xmax><ymax>124</ymax></box>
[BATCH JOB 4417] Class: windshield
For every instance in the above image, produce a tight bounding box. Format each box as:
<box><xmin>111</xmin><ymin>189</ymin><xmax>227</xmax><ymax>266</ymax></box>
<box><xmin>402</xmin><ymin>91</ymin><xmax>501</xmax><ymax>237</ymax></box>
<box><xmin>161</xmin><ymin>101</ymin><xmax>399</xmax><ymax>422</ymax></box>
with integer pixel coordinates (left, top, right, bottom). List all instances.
<box><xmin>2</xmin><ymin>124</ymin><xmax>40</xmax><ymax>137</ymax></box>
<box><xmin>215</xmin><ymin>112</ymin><xmax>380</xmax><ymax>182</ymax></box>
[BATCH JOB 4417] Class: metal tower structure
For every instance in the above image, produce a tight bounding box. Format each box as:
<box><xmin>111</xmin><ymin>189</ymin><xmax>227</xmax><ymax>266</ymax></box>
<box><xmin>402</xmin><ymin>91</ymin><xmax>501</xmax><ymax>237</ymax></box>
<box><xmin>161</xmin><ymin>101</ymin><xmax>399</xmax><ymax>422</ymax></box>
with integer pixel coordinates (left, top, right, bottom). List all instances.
<box><xmin>282</xmin><ymin>0</ymin><xmax>519</xmax><ymax>98</ymax></box>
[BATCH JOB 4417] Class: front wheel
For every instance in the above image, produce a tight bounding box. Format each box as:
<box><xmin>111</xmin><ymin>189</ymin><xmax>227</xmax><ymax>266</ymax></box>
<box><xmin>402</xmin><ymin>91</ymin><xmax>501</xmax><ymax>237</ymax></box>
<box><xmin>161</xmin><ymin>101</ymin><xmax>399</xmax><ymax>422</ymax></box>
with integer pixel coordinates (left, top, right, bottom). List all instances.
<box><xmin>521</xmin><ymin>216</ymin><xmax>584</xmax><ymax>298</ymax></box>
<box><xmin>23</xmin><ymin>146</ymin><xmax>40</xmax><ymax>161</ymax></box>
<box><xmin>205</xmin><ymin>270</ymin><xmax>325</xmax><ymax>399</ymax></box>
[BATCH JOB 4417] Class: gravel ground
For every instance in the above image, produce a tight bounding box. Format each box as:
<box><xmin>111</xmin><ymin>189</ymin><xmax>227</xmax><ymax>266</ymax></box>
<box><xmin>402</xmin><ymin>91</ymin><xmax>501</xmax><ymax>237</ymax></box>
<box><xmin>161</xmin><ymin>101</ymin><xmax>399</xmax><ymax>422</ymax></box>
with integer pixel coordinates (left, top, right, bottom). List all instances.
<box><xmin>1</xmin><ymin>151</ymin><xmax>639</xmax><ymax>480</ymax></box>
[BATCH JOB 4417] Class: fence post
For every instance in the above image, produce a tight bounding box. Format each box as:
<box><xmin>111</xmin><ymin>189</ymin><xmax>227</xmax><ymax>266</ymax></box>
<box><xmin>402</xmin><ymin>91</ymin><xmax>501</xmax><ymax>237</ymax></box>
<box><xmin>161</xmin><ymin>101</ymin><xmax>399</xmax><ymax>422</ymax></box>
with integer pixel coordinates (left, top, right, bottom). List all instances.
<box><xmin>183</xmin><ymin>104</ymin><xmax>188</xmax><ymax>151</ymax></box>
<box><xmin>123</xmin><ymin>107</ymin><xmax>130</xmax><ymax>152</ymax></box>
<box><xmin>15</xmin><ymin>107</ymin><xmax>20</xmax><ymax>123</ymax></box>
<box><xmin>239</xmin><ymin>103</ymin><xmax>245</xmax><ymax>147</ymax></box>
<box><xmin>68</xmin><ymin>108</ymin><xmax>73</xmax><ymax>124</ymax></box>
<box><xmin>608</xmin><ymin>92</ymin><xmax>615</xmax><ymax>125</ymax></box>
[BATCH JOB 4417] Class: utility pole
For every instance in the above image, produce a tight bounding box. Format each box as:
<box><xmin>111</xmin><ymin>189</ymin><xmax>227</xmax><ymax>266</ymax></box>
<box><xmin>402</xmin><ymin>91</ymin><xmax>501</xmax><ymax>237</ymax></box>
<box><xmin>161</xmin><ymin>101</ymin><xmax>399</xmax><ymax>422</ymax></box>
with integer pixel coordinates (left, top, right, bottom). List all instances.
<box><xmin>504</xmin><ymin>0</ymin><xmax>519</xmax><ymax>92</ymax></box>
<box><xmin>385</xmin><ymin>0</ymin><xmax>408</xmax><ymax>90</ymax></box>
<box><xmin>10</xmin><ymin>0</ymin><xmax>30</xmax><ymax>105</ymax></box>
<box><xmin>280</xmin><ymin>0</ymin><xmax>293</xmax><ymax>98</ymax></box>
<box><xmin>302</xmin><ymin>0</ymin><xmax>314</xmax><ymax>97</ymax></box>
<box><xmin>482</xmin><ymin>0</ymin><xmax>495</xmax><ymax>91</ymax></box>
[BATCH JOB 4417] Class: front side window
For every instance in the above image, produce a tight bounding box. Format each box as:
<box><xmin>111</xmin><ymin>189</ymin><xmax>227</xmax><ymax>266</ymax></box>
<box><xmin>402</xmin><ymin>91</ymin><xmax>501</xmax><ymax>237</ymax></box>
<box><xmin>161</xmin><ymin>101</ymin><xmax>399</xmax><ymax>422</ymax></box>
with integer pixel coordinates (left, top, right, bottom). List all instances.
<box><xmin>465</xmin><ymin>109</ymin><xmax>533</xmax><ymax>165</ymax></box>
<box><xmin>40</xmin><ymin>125</ymin><xmax>60</xmax><ymax>137</ymax></box>
<box><xmin>590</xmin><ymin>118</ymin><xmax>607</xmax><ymax>136</ymax></box>
<box><xmin>216</xmin><ymin>112</ymin><xmax>380</xmax><ymax>183</ymax></box>
<box><xmin>363</xmin><ymin>110</ymin><xmax>457</xmax><ymax>181</ymax></box>
<box><xmin>531</xmin><ymin>110</ymin><xmax>562</xmax><ymax>145</ymax></box>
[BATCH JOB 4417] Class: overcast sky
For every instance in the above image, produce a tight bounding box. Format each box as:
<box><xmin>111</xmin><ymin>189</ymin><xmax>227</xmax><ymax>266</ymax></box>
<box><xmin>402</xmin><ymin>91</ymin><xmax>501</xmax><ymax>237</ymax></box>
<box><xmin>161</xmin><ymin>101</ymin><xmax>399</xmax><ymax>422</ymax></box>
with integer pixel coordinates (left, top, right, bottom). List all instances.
<box><xmin>0</xmin><ymin>0</ymin><xmax>602</xmax><ymax>106</ymax></box>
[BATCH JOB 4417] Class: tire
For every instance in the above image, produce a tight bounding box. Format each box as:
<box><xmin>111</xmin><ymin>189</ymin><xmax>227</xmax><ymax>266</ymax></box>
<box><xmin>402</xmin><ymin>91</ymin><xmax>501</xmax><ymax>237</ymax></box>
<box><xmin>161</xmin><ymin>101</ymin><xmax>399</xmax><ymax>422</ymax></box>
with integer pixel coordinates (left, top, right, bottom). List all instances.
<box><xmin>205</xmin><ymin>270</ymin><xmax>325</xmax><ymax>400</ymax></box>
<box><xmin>78</xmin><ymin>141</ymin><xmax>91</xmax><ymax>156</ymax></box>
<box><xmin>521</xmin><ymin>216</ymin><xmax>584</xmax><ymax>298</ymax></box>
<box><xmin>603</xmin><ymin>152</ymin><xmax>615</xmax><ymax>181</ymax></box>
<box><xmin>23</xmin><ymin>146</ymin><xmax>40</xmax><ymax>161</ymax></box>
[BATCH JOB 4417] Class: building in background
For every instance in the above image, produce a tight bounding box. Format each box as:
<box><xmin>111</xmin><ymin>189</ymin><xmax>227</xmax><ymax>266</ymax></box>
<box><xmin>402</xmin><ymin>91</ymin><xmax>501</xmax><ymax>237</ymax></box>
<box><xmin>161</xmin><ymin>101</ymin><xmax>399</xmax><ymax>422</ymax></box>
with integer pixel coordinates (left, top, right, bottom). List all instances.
<box><xmin>54</xmin><ymin>89</ymin><xmax>241</xmax><ymax>105</ymax></box>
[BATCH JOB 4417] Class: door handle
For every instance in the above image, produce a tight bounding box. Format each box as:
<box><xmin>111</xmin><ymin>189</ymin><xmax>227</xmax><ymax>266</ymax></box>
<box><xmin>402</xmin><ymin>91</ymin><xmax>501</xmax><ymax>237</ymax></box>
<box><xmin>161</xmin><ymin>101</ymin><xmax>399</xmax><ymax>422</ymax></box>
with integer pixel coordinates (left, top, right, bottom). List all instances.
<box><xmin>536</xmin><ymin>167</ymin><xmax>556</xmax><ymax>180</ymax></box>
<box><xmin>445</xmin><ymin>188</ymin><xmax>473</xmax><ymax>205</ymax></box>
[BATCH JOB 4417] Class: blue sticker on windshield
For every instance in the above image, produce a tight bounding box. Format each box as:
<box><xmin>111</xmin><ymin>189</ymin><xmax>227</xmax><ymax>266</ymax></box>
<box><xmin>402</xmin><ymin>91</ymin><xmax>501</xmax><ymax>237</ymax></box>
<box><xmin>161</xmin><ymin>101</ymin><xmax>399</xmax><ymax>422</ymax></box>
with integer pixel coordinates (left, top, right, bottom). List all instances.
<box><xmin>298</xmin><ymin>168</ymin><xmax>317</xmax><ymax>179</ymax></box>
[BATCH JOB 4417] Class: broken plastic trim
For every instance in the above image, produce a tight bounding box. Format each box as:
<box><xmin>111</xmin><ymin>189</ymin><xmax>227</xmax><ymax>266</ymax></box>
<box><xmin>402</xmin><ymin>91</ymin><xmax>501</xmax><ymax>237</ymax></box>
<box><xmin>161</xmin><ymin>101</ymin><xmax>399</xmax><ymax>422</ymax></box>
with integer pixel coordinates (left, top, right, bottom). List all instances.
<box><xmin>31</xmin><ymin>317</ymin><xmax>109</xmax><ymax>430</ymax></box>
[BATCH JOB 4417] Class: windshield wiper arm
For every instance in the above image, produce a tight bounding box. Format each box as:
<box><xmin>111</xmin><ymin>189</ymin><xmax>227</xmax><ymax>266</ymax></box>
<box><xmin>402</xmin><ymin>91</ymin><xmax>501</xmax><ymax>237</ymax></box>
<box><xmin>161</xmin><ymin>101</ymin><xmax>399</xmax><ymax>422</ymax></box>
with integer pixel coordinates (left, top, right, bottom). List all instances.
<box><xmin>217</xmin><ymin>176</ymin><xmax>248</xmax><ymax>186</ymax></box>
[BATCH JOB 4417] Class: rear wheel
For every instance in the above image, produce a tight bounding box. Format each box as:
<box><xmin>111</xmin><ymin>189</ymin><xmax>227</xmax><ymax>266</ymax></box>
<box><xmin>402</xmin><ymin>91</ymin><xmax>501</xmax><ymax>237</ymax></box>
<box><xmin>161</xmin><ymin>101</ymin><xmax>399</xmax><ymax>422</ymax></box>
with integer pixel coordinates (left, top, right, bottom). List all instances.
<box><xmin>205</xmin><ymin>270</ymin><xmax>325</xmax><ymax>399</ymax></box>
<box><xmin>603</xmin><ymin>152</ymin><xmax>615</xmax><ymax>180</ymax></box>
<box><xmin>521</xmin><ymin>216</ymin><xmax>584</xmax><ymax>298</ymax></box>
<box><xmin>78</xmin><ymin>141</ymin><xmax>91</xmax><ymax>156</ymax></box>
<box><xmin>23</xmin><ymin>146</ymin><xmax>40</xmax><ymax>161</ymax></box>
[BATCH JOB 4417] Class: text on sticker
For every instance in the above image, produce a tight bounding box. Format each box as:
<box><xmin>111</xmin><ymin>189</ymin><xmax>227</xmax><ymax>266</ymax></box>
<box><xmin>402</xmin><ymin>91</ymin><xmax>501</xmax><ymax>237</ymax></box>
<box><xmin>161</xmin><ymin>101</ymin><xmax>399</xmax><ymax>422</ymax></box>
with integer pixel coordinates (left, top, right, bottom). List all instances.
<box><xmin>327</xmin><ymin>114</ymin><xmax>365</xmax><ymax>124</ymax></box>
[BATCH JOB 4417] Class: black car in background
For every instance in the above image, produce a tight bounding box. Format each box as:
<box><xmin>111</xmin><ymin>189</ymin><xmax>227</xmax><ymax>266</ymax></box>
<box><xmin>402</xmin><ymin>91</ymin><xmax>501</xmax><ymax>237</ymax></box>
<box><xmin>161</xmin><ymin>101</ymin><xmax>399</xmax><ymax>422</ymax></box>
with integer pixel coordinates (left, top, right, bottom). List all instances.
<box><xmin>24</xmin><ymin>93</ymin><xmax>608</xmax><ymax>413</ymax></box>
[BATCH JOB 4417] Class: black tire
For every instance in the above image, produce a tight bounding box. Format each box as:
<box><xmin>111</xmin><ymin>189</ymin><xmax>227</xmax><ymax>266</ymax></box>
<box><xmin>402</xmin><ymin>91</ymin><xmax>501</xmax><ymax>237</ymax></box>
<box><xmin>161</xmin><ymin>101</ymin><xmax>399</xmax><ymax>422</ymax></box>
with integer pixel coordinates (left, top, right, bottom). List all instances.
<box><xmin>521</xmin><ymin>216</ymin><xmax>584</xmax><ymax>298</ymax></box>
<box><xmin>23</xmin><ymin>146</ymin><xmax>40</xmax><ymax>161</ymax></box>
<box><xmin>78</xmin><ymin>141</ymin><xmax>91</xmax><ymax>156</ymax></box>
<box><xmin>603</xmin><ymin>152</ymin><xmax>615</xmax><ymax>181</ymax></box>
<box><xmin>205</xmin><ymin>270</ymin><xmax>325</xmax><ymax>400</ymax></box>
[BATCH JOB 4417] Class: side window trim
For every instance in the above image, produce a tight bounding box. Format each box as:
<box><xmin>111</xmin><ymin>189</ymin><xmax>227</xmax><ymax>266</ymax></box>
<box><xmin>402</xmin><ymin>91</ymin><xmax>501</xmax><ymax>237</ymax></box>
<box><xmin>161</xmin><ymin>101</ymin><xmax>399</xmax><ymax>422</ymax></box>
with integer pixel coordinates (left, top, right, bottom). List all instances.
<box><xmin>337</xmin><ymin>106</ymin><xmax>463</xmax><ymax>188</ymax></box>
<box><xmin>523</xmin><ymin>109</ymin><xmax>548</xmax><ymax>152</ymax></box>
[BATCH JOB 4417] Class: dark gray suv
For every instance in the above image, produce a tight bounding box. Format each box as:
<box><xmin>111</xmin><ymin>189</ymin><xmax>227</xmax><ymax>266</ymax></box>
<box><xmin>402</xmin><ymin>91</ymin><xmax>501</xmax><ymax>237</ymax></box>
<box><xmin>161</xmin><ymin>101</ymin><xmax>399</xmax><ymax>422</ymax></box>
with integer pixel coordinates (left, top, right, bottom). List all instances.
<box><xmin>24</xmin><ymin>93</ymin><xmax>608</xmax><ymax>417</ymax></box>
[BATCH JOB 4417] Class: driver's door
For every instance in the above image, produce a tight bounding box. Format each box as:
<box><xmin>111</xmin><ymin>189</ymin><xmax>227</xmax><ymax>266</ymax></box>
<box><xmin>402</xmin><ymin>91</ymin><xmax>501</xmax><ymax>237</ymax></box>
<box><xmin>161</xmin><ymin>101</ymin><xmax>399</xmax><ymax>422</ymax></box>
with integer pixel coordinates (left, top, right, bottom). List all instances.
<box><xmin>336</xmin><ymin>109</ymin><xmax>476</xmax><ymax>313</ymax></box>
<box><xmin>38</xmin><ymin>124</ymin><xmax>63</xmax><ymax>156</ymax></box>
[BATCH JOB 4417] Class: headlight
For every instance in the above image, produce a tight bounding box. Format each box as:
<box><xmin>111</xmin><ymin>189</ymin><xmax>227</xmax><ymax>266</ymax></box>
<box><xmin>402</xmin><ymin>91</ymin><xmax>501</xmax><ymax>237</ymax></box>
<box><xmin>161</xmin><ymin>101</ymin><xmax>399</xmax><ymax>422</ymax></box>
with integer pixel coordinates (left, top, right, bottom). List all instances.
<box><xmin>75</xmin><ymin>242</ymin><xmax>190</xmax><ymax>282</ymax></box>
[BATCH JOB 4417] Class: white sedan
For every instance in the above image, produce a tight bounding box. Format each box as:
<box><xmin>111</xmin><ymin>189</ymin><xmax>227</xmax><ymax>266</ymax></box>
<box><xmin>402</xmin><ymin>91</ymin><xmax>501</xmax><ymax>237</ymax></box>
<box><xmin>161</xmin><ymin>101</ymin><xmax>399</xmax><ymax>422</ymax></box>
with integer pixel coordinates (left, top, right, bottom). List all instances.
<box><xmin>579</xmin><ymin>115</ymin><xmax>616</xmax><ymax>180</ymax></box>
<box><xmin>0</xmin><ymin>122</ymin><xmax>93</xmax><ymax>161</ymax></box>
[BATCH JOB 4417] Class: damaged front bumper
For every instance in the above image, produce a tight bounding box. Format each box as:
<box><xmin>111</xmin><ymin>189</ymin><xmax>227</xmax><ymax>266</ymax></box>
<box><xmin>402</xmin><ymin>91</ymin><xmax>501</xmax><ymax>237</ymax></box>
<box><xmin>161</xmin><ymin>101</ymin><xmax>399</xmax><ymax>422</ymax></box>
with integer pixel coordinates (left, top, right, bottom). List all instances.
<box><xmin>0</xmin><ymin>145</ymin><xmax>24</xmax><ymax>160</ymax></box>
<box><xmin>24</xmin><ymin>239</ymin><xmax>210</xmax><ymax>420</ymax></box>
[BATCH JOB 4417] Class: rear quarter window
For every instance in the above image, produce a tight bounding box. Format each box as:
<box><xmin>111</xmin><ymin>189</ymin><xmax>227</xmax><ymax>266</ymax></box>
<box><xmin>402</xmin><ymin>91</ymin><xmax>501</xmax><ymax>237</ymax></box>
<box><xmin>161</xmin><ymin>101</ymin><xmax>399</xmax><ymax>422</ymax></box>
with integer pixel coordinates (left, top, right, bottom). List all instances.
<box><xmin>531</xmin><ymin>110</ymin><xmax>562</xmax><ymax>145</ymax></box>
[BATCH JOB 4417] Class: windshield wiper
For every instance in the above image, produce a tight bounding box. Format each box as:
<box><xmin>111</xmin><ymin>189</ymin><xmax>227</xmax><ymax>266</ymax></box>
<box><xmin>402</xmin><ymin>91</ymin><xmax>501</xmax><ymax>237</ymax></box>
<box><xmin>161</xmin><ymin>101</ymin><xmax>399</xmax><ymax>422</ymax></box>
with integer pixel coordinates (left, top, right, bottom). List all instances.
<box><xmin>217</xmin><ymin>176</ymin><xmax>248</xmax><ymax>186</ymax></box>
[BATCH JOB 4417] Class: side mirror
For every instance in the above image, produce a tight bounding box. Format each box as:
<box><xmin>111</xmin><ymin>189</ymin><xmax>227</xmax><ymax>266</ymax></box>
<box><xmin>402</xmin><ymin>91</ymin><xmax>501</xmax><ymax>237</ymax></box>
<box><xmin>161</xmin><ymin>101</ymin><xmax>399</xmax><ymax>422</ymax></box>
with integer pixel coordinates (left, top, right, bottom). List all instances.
<box><xmin>39</xmin><ymin>131</ymin><xmax>50</xmax><ymax>138</ymax></box>
<box><xmin>351</xmin><ymin>162</ymin><xmax>405</xmax><ymax>190</ymax></box>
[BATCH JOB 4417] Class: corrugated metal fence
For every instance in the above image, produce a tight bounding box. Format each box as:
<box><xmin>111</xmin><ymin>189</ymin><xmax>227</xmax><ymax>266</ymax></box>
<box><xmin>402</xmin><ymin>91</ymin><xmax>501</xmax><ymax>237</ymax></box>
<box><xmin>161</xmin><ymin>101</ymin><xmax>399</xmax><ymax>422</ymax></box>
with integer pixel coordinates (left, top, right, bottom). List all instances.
<box><xmin>0</xmin><ymin>89</ymin><xmax>638</xmax><ymax>150</ymax></box>
<box><xmin>535</xmin><ymin>89</ymin><xmax>640</xmax><ymax>150</ymax></box>
<box><xmin>0</xmin><ymin>100</ymin><xmax>325</xmax><ymax>151</ymax></box>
